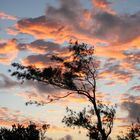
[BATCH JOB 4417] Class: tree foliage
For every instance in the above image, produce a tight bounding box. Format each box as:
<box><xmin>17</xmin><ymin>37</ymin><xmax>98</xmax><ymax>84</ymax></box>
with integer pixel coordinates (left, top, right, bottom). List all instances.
<box><xmin>117</xmin><ymin>119</ymin><xmax>140</xmax><ymax>140</ymax></box>
<box><xmin>0</xmin><ymin>122</ymin><xmax>49</xmax><ymax>140</ymax></box>
<box><xmin>62</xmin><ymin>102</ymin><xmax>116</xmax><ymax>140</ymax></box>
<box><xmin>10</xmin><ymin>41</ymin><xmax>116</xmax><ymax>140</ymax></box>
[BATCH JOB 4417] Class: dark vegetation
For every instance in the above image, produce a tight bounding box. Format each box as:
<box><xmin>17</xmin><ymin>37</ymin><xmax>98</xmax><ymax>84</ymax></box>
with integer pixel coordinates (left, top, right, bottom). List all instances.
<box><xmin>117</xmin><ymin>119</ymin><xmax>140</xmax><ymax>140</ymax></box>
<box><xmin>0</xmin><ymin>122</ymin><xmax>49</xmax><ymax>140</ymax></box>
<box><xmin>8</xmin><ymin>42</ymin><xmax>140</xmax><ymax>140</ymax></box>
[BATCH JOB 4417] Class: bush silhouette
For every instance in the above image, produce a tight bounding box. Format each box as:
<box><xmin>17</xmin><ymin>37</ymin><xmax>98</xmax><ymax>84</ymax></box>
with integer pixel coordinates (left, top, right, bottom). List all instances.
<box><xmin>117</xmin><ymin>119</ymin><xmax>140</xmax><ymax>140</ymax></box>
<box><xmin>0</xmin><ymin>122</ymin><xmax>49</xmax><ymax>140</ymax></box>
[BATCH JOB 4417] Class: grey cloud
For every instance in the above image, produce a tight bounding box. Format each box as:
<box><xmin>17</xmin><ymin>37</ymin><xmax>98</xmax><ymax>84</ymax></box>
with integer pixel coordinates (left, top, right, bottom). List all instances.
<box><xmin>46</xmin><ymin>1</ymin><xmax>140</xmax><ymax>44</ymax></box>
<box><xmin>24</xmin><ymin>81</ymin><xmax>62</xmax><ymax>94</ymax></box>
<box><xmin>46</xmin><ymin>0</ymin><xmax>91</xmax><ymax>36</ymax></box>
<box><xmin>100</xmin><ymin>58</ymin><xmax>132</xmax><ymax>81</ymax></box>
<box><xmin>17</xmin><ymin>39</ymin><xmax>66</xmax><ymax>55</ymax></box>
<box><xmin>46</xmin><ymin>0</ymin><xmax>140</xmax><ymax>44</ymax></box>
<box><xmin>46</xmin><ymin>0</ymin><xmax>82</xmax><ymax>23</ymax></box>
<box><xmin>93</xmin><ymin>11</ymin><xmax>140</xmax><ymax>43</ymax></box>
<box><xmin>21</xmin><ymin>40</ymin><xmax>68</xmax><ymax>66</ymax></box>
<box><xmin>0</xmin><ymin>73</ymin><xmax>18</xmax><ymax>89</ymax></box>
<box><xmin>130</xmin><ymin>85</ymin><xmax>140</xmax><ymax>92</ymax></box>
<box><xmin>23</xmin><ymin>53</ymin><xmax>52</xmax><ymax>66</ymax></box>
<box><xmin>17</xmin><ymin>39</ymin><xmax>61</xmax><ymax>54</ymax></box>
<box><xmin>123</xmin><ymin>49</ymin><xmax>140</xmax><ymax>64</ymax></box>
<box><xmin>123</xmin><ymin>49</ymin><xmax>140</xmax><ymax>71</ymax></box>
<box><xmin>26</xmin><ymin>40</ymin><xmax>62</xmax><ymax>53</ymax></box>
<box><xmin>17</xmin><ymin>16</ymin><xmax>46</xmax><ymax>25</ymax></box>
<box><xmin>121</xmin><ymin>101</ymin><xmax>140</xmax><ymax>120</ymax></box>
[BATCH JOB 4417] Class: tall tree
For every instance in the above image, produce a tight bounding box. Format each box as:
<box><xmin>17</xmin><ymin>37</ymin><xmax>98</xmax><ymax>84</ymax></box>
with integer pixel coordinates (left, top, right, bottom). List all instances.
<box><xmin>10</xmin><ymin>42</ymin><xmax>116</xmax><ymax>140</ymax></box>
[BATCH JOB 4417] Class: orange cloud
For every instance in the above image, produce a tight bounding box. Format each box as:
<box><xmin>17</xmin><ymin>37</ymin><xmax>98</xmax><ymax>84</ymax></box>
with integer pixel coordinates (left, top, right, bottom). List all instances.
<box><xmin>96</xmin><ymin>35</ymin><xmax>140</xmax><ymax>60</ymax></box>
<box><xmin>92</xmin><ymin>0</ymin><xmax>111</xmax><ymax>9</ymax></box>
<box><xmin>91</xmin><ymin>0</ymin><xmax>115</xmax><ymax>14</ymax></box>
<box><xmin>15</xmin><ymin>16</ymin><xmax>101</xmax><ymax>45</ymax></box>
<box><xmin>96</xmin><ymin>45</ymin><xmax>125</xmax><ymax>59</ymax></box>
<box><xmin>0</xmin><ymin>39</ymin><xmax>19</xmax><ymax>64</ymax></box>
<box><xmin>15</xmin><ymin>16</ymin><xmax>74</xmax><ymax>42</ymax></box>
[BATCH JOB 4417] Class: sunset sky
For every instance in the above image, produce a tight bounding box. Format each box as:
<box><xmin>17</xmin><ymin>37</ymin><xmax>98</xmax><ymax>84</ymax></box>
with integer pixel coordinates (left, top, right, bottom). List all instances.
<box><xmin>0</xmin><ymin>0</ymin><xmax>140</xmax><ymax>139</ymax></box>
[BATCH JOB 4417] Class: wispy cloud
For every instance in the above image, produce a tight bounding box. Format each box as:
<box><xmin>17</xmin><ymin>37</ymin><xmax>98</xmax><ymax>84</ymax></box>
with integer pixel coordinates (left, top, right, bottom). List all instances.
<box><xmin>0</xmin><ymin>11</ymin><xmax>17</xmax><ymax>20</ymax></box>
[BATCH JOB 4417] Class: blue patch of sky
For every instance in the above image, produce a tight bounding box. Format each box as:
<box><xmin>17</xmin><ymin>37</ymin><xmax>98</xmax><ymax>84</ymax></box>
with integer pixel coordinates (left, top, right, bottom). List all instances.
<box><xmin>0</xmin><ymin>20</ymin><xmax>17</xmax><ymax>40</ymax></box>
<box><xmin>0</xmin><ymin>0</ymin><xmax>45</xmax><ymax>17</ymax></box>
<box><xmin>0</xmin><ymin>0</ymin><xmax>60</xmax><ymax>18</ymax></box>
<box><xmin>0</xmin><ymin>64</ymin><xmax>12</xmax><ymax>75</ymax></box>
<box><xmin>112</xmin><ymin>0</ymin><xmax>140</xmax><ymax>15</ymax></box>
<box><xmin>80</xmin><ymin>0</ymin><xmax>93</xmax><ymax>10</ymax></box>
<box><xmin>17</xmin><ymin>34</ymin><xmax>35</xmax><ymax>43</ymax></box>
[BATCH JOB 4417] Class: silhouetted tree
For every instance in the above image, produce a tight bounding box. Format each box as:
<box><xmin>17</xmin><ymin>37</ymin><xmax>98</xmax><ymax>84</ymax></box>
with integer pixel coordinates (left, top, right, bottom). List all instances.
<box><xmin>62</xmin><ymin>102</ymin><xmax>116</xmax><ymax>140</ymax></box>
<box><xmin>117</xmin><ymin>119</ymin><xmax>140</xmax><ymax>140</ymax></box>
<box><xmin>10</xmin><ymin>42</ymin><xmax>116</xmax><ymax>140</ymax></box>
<box><xmin>0</xmin><ymin>122</ymin><xmax>49</xmax><ymax>140</ymax></box>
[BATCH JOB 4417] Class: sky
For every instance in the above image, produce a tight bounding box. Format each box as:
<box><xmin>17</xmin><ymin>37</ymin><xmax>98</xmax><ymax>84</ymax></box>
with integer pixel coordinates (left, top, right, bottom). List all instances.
<box><xmin>0</xmin><ymin>0</ymin><xmax>140</xmax><ymax>139</ymax></box>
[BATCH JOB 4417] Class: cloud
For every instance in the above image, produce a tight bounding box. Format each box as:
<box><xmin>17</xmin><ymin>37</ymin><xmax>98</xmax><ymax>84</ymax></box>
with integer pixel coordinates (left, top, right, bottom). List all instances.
<box><xmin>14</xmin><ymin>0</ymin><xmax>101</xmax><ymax>44</ymax></box>
<box><xmin>0</xmin><ymin>73</ymin><xmax>18</xmax><ymax>89</ymax></box>
<box><xmin>6</xmin><ymin>27</ymin><xmax>19</xmax><ymax>36</ymax></box>
<box><xmin>17</xmin><ymin>91</ymin><xmax>50</xmax><ymax>105</ymax></box>
<box><xmin>15</xmin><ymin>16</ymin><xmax>73</xmax><ymax>42</ymax></box>
<box><xmin>123</xmin><ymin>49</ymin><xmax>140</xmax><ymax>72</ymax></box>
<box><xmin>120</xmin><ymin>94</ymin><xmax>140</xmax><ymax>120</ymax></box>
<box><xmin>21</xmin><ymin>40</ymin><xmax>70</xmax><ymax>68</ymax></box>
<box><xmin>92</xmin><ymin>0</ymin><xmax>111</xmax><ymax>10</ymax></box>
<box><xmin>0</xmin><ymin>11</ymin><xmax>17</xmax><ymax>20</ymax></box>
<box><xmin>21</xmin><ymin>40</ymin><xmax>63</xmax><ymax>54</ymax></box>
<box><xmin>0</xmin><ymin>107</ymin><xmax>25</xmax><ymax>126</ymax></box>
<box><xmin>93</xmin><ymin>11</ymin><xmax>140</xmax><ymax>44</ymax></box>
<box><xmin>130</xmin><ymin>85</ymin><xmax>140</xmax><ymax>92</ymax></box>
<box><xmin>21</xmin><ymin>54</ymin><xmax>55</xmax><ymax>68</ymax></box>
<box><xmin>0</xmin><ymin>39</ymin><xmax>19</xmax><ymax>64</ymax></box>
<box><xmin>105</xmin><ymin>81</ymin><xmax>116</xmax><ymax>86</ymax></box>
<box><xmin>25</xmin><ymin>81</ymin><xmax>60</xmax><ymax>94</ymax></box>
<box><xmin>99</xmin><ymin>58</ymin><xmax>133</xmax><ymax>83</ymax></box>
<box><xmin>13</xmin><ymin>0</ymin><xmax>140</xmax><ymax>46</ymax></box>
<box><xmin>0</xmin><ymin>107</ymin><xmax>41</xmax><ymax>127</ymax></box>
<box><xmin>120</xmin><ymin>94</ymin><xmax>140</xmax><ymax>104</ymax></box>
<box><xmin>121</xmin><ymin>101</ymin><xmax>140</xmax><ymax>120</ymax></box>
<box><xmin>10</xmin><ymin>0</ymin><xmax>140</xmax><ymax>77</ymax></box>
<box><xmin>46</xmin><ymin>0</ymin><xmax>82</xmax><ymax>24</ymax></box>
<box><xmin>16</xmin><ymin>82</ymin><xmax>69</xmax><ymax>105</ymax></box>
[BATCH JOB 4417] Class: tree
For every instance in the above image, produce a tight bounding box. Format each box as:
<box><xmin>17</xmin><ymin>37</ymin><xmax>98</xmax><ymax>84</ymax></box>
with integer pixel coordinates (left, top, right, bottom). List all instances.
<box><xmin>62</xmin><ymin>103</ymin><xmax>115</xmax><ymax>140</ymax></box>
<box><xmin>10</xmin><ymin>41</ymin><xmax>116</xmax><ymax>140</ymax></box>
<box><xmin>0</xmin><ymin>122</ymin><xmax>49</xmax><ymax>140</ymax></box>
<box><xmin>117</xmin><ymin>119</ymin><xmax>140</xmax><ymax>140</ymax></box>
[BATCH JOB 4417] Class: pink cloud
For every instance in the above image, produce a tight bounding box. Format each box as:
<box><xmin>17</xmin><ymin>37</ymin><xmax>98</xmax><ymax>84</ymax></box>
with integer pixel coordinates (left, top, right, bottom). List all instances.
<box><xmin>0</xmin><ymin>11</ymin><xmax>17</xmax><ymax>20</ymax></box>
